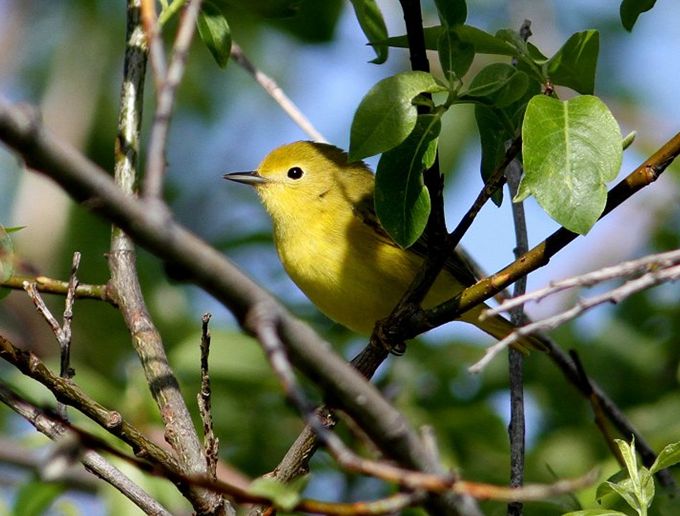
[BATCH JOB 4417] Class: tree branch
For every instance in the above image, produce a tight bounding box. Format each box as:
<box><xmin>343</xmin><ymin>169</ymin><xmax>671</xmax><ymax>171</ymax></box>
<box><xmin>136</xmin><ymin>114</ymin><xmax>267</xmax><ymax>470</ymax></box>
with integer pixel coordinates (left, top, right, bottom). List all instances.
<box><xmin>111</xmin><ymin>2</ymin><xmax>227</xmax><ymax>513</ymax></box>
<box><xmin>0</xmin><ymin>382</ymin><xmax>172</xmax><ymax>516</ymax></box>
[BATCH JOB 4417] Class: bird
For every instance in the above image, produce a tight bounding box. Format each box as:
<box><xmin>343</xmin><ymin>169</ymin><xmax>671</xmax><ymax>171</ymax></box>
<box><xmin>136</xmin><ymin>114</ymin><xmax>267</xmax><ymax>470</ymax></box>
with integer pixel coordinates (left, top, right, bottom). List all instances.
<box><xmin>224</xmin><ymin>141</ymin><xmax>541</xmax><ymax>351</ymax></box>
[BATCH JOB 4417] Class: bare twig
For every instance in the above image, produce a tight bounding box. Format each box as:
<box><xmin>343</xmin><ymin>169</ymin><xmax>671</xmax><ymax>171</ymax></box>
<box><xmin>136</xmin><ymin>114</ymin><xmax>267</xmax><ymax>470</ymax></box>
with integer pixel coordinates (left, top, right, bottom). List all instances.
<box><xmin>143</xmin><ymin>0</ymin><xmax>203</xmax><ymax>200</ymax></box>
<box><xmin>23</xmin><ymin>252</ymin><xmax>81</xmax><ymax>420</ymax></box>
<box><xmin>140</xmin><ymin>0</ymin><xmax>167</xmax><ymax>89</ymax></box>
<box><xmin>198</xmin><ymin>313</ymin><xmax>219</xmax><ymax>479</ymax></box>
<box><xmin>506</xmin><ymin>159</ymin><xmax>528</xmax><ymax>516</ymax></box>
<box><xmin>484</xmin><ymin>248</ymin><xmax>680</xmax><ymax>318</ymax></box>
<box><xmin>0</xmin><ymin>382</ymin><xmax>172</xmax><ymax>516</ymax></box>
<box><xmin>230</xmin><ymin>43</ymin><xmax>327</xmax><ymax>143</ymax></box>
<box><xmin>1</xmin><ymin>275</ymin><xmax>111</xmax><ymax>302</ymax></box>
<box><xmin>112</xmin><ymin>3</ymin><xmax>227</xmax><ymax>513</ymax></box>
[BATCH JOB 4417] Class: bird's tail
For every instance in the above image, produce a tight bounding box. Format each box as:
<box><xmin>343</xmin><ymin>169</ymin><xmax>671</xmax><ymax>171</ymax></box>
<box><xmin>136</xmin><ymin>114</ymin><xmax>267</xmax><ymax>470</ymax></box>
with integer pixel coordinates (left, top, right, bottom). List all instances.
<box><xmin>462</xmin><ymin>305</ymin><xmax>547</xmax><ymax>353</ymax></box>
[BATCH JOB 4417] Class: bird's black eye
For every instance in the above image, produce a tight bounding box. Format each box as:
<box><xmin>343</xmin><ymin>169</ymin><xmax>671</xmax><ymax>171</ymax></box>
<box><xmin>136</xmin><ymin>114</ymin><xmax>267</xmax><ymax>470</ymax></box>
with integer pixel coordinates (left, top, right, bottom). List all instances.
<box><xmin>287</xmin><ymin>167</ymin><xmax>304</xmax><ymax>180</ymax></box>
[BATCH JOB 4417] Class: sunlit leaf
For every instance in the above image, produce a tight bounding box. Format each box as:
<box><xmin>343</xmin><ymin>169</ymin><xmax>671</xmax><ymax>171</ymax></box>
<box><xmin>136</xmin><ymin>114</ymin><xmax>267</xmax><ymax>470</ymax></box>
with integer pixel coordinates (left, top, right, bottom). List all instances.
<box><xmin>517</xmin><ymin>95</ymin><xmax>622</xmax><ymax>234</ymax></box>
<box><xmin>349</xmin><ymin>71</ymin><xmax>445</xmax><ymax>160</ymax></box>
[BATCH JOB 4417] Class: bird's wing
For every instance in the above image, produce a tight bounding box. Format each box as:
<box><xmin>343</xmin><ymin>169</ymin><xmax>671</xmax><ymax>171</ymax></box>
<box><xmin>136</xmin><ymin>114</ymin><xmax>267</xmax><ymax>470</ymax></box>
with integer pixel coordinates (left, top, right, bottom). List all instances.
<box><xmin>353</xmin><ymin>194</ymin><xmax>478</xmax><ymax>286</ymax></box>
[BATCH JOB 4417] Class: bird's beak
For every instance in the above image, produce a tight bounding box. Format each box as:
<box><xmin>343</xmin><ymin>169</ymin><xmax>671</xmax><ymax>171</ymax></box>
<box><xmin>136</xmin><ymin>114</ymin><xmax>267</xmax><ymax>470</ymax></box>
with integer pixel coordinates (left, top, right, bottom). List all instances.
<box><xmin>223</xmin><ymin>171</ymin><xmax>267</xmax><ymax>186</ymax></box>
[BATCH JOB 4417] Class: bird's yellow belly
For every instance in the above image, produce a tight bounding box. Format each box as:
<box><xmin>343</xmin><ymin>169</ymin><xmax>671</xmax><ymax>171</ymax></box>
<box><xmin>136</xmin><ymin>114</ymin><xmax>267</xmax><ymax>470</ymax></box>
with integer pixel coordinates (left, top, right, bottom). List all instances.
<box><xmin>276</xmin><ymin>222</ymin><xmax>464</xmax><ymax>334</ymax></box>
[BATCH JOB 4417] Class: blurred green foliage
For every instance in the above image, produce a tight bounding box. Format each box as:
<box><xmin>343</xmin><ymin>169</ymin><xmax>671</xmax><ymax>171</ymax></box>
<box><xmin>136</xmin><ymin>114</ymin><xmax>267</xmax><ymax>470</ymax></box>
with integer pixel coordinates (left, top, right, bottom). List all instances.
<box><xmin>0</xmin><ymin>0</ymin><xmax>678</xmax><ymax>515</ymax></box>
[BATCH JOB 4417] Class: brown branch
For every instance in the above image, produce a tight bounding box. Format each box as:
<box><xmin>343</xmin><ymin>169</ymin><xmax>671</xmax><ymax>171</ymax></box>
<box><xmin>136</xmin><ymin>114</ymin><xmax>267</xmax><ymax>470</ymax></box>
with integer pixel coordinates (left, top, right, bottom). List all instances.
<box><xmin>143</xmin><ymin>0</ymin><xmax>202</xmax><ymax>200</ymax></box>
<box><xmin>112</xmin><ymin>3</ymin><xmax>226</xmax><ymax>513</ymax></box>
<box><xmin>230</xmin><ymin>43</ymin><xmax>327</xmax><ymax>143</ymax></box>
<box><xmin>0</xmin><ymin>335</ymin><xmax>186</xmax><ymax>476</ymax></box>
<box><xmin>0</xmin><ymin>382</ymin><xmax>172</xmax><ymax>515</ymax></box>
<box><xmin>198</xmin><ymin>313</ymin><xmax>219</xmax><ymax>479</ymax></box>
<box><xmin>1</xmin><ymin>274</ymin><xmax>112</xmax><ymax>302</ymax></box>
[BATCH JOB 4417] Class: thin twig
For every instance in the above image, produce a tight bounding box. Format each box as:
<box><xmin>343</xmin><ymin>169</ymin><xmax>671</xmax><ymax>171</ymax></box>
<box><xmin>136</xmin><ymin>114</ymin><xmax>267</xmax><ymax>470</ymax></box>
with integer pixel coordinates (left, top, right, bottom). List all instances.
<box><xmin>484</xmin><ymin>248</ymin><xmax>680</xmax><ymax>318</ymax></box>
<box><xmin>144</xmin><ymin>0</ymin><xmax>203</xmax><ymax>200</ymax></box>
<box><xmin>473</xmin><ymin>263</ymin><xmax>680</xmax><ymax>370</ymax></box>
<box><xmin>1</xmin><ymin>275</ymin><xmax>112</xmax><ymax>303</ymax></box>
<box><xmin>23</xmin><ymin>253</ymin><xmax>80</xmax><ymax>422</ymax></box>
<box><xmin>230</xmin><ymin>43</ymin><xmax>327</xmax><ymax>143</ymax></box>
<box><xmin>0</xmin><ymin>382</ymin><xmax>172</xmax><ymax>516</ymax></box>
<box><xmin>198</xmin><ymin>313</ymin><xmax>219</xmax><ymax>479</ymax></box>
<box><xmin>140</xmin><ymin>0</ymin><xmax>167</xmax><ymax>90</ymax></box>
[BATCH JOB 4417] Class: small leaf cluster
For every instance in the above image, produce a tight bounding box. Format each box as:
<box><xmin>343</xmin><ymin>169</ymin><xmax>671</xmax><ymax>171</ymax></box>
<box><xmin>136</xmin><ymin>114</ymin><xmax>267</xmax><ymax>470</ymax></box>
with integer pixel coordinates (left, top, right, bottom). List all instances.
<box><xmin>565</xmin><ymin>438</ymin><xmax>680</xmax><ymax>516</ymax></box>
<box><xmin>346</xmin><ymin>1</ymin><xmax>634</xmax><ymax>245</ymax></box>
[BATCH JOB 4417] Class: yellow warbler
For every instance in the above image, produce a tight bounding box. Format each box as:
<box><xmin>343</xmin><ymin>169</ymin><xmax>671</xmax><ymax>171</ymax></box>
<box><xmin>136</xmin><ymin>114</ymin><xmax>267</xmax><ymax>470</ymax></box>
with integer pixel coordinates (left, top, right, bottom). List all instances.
<box><xmin>225</xmin><ymin>141</ymin><xmax>539</xmax><ymax>350</ymax></box>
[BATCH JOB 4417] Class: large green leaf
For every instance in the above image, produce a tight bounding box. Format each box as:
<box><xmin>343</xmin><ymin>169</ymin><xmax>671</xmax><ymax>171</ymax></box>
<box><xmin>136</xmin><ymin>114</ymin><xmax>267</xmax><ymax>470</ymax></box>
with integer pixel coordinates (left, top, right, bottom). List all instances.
<box><xmin>349</xmin><ymin>71</ymin><xmax>445</xmax><ymax>160</ymax></box>
<box><xmin>349</xmin><ymin>0</ymin><xmax>388</xmax><ymax>64</ymax></box>
<box><xmin>546</xmin><ymin>30</ymin><xmax>599</xmax><ymax>94</ymax></box>
<box><xmin>374</xmin><ymin>114</ymin><xmax>441</xmax><ymax>247</ymax></box>
<box><xmin>620</xmin><ymin>0</ymin><xmax>657</xmax><ymax>31</ymax></box>
<box><xmin>197</xmin><ymin>1</ymin><xmax>232</xmax><ymax>68</ymax></box>
<box><xmin>517</xmin><ymin>95</ymin><xmax>622</xmax><ymax>234</ymax></box>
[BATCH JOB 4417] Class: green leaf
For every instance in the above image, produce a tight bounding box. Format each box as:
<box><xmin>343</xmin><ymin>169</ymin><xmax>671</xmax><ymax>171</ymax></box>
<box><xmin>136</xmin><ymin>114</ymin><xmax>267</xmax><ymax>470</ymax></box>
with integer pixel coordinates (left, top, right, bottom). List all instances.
<box><xmin>438</xmin><ymin>28</ymin><xmax>474</xmax><ymax>79</ymax></box>
<box><xmin>349</xmin><ymin>0</ymin><xmax>388</xmax><ymax>64</ymax></box>
<box><xmin>463</xmin><ymin>63</ymin><xmax>529</xmax><ymax>106</ymax></box>
<box><xmin>474</xmin><ymin>80</ymin><xmax>540</xmax><ymax>206</ymax></box>
<box><xmin>197</xmin><ymin>1</ymin><xmax>232</xmax><ymax>68</ymax></box>
<box><xmin>375</xmin><ymin>114</ymin><xmax>441</xmax><ymax>247</ymax></box>
<box><xmin>248</xmin><ymin>476</ymin><xmax>307</xmax><ymax>512</ymax></box>
<box><xmin>638</xmin><ymin>467</ymin><xmax>655</xmax><ymax>509</ymax></box>
<box><xmin>650</xmin><ymin>441</ymin><xmax>680</xmax><ymax>473</ymax></box>
<box><xmin>546</xmin><ymin>30</ymin><xmax>599</xmax><ymax>94</ymax></box>
<box><xmin>605</xmin><ymin>479</ymin><xmax>641</xmax><ymax>512</ymax></box>
<box><xmin>349</xmin><ymin>71</ymin><xmax>445</xmax><ymax>160</ymax></box>
<box><xmin>13</xmin><ymin>480</ymin><xmax>65</xmax><ymax>516</ymax></box>
<box><xmin>475</xmin><ymin>106</ymin><xmax>510</xmax><ymax>205</ymax></box>
<box><xmin>379</xmin><ymin>25</ymin><xmax>516</xmax><ymax>56</ymax></box>
<box><xmin>517</xmin><ymin>95</ymin><xmax>622</xmax><ymax>234</ymax></box>
<box><xmin>620</xmin><ymin>0</ymin><xmax>656</xmax><ymax>31</ymax></box>
<box><xmin>433</xmin><ymin>0</ymin><xmax>466</xmax><ymax>26</ymax></box>
<box><xmin>615</xmin><ymin>438</ymin><xmax>640</xmax><ymax>486</ymax></box>
<box><xmin>562</xmin><ymin>510</ymin><xmax>629</xmax><ymax>516</ymax></box>
<box><xmin>0</xmin><ymin>225</ymin><xmax>15</xmax><ymax>283</ymax></box>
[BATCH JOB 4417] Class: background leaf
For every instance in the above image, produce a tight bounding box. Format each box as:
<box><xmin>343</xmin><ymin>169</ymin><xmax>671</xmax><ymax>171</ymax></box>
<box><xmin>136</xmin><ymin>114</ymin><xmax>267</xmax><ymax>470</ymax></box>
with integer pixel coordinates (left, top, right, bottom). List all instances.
<box><xmin>375</xmin><ymin>114</ymin><xmax>441</xmax><ymax>247</ymax></box>
<box><xmin>349</xmin><ymin>0</ymin><xmax>388</xmax><ymax>64</ymax></box>
<box><xmin>546</xmin><ymin>30</ymin><xmax>599</xmax><ymax>94</ymax></box>
<box><xmin>349</xmin><ymin>71</ymin><xmax>444</xmax><ymax>160</ymax></box>
<box><xmin>620</xmin><ymin>0</ymin><xmax>657</xmax><ymax>31</ymax></box>
<box><xmin>197</xmin><ymin>1</ymin><xmax>232</xmax><ymax>68</ymax></box>
<box><xmin>517</xmin><ymin>95</ymin><xmax>622</xmax><ymax>234</ymax></box>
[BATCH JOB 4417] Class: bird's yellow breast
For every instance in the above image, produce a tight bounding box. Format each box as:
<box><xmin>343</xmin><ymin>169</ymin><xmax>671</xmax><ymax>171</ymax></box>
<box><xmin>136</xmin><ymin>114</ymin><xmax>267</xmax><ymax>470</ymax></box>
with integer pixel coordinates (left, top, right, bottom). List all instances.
<box><xmin>273</xmin><ymin>204</ymin><xmax>462</xmax><ymax>334</ymax></box>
